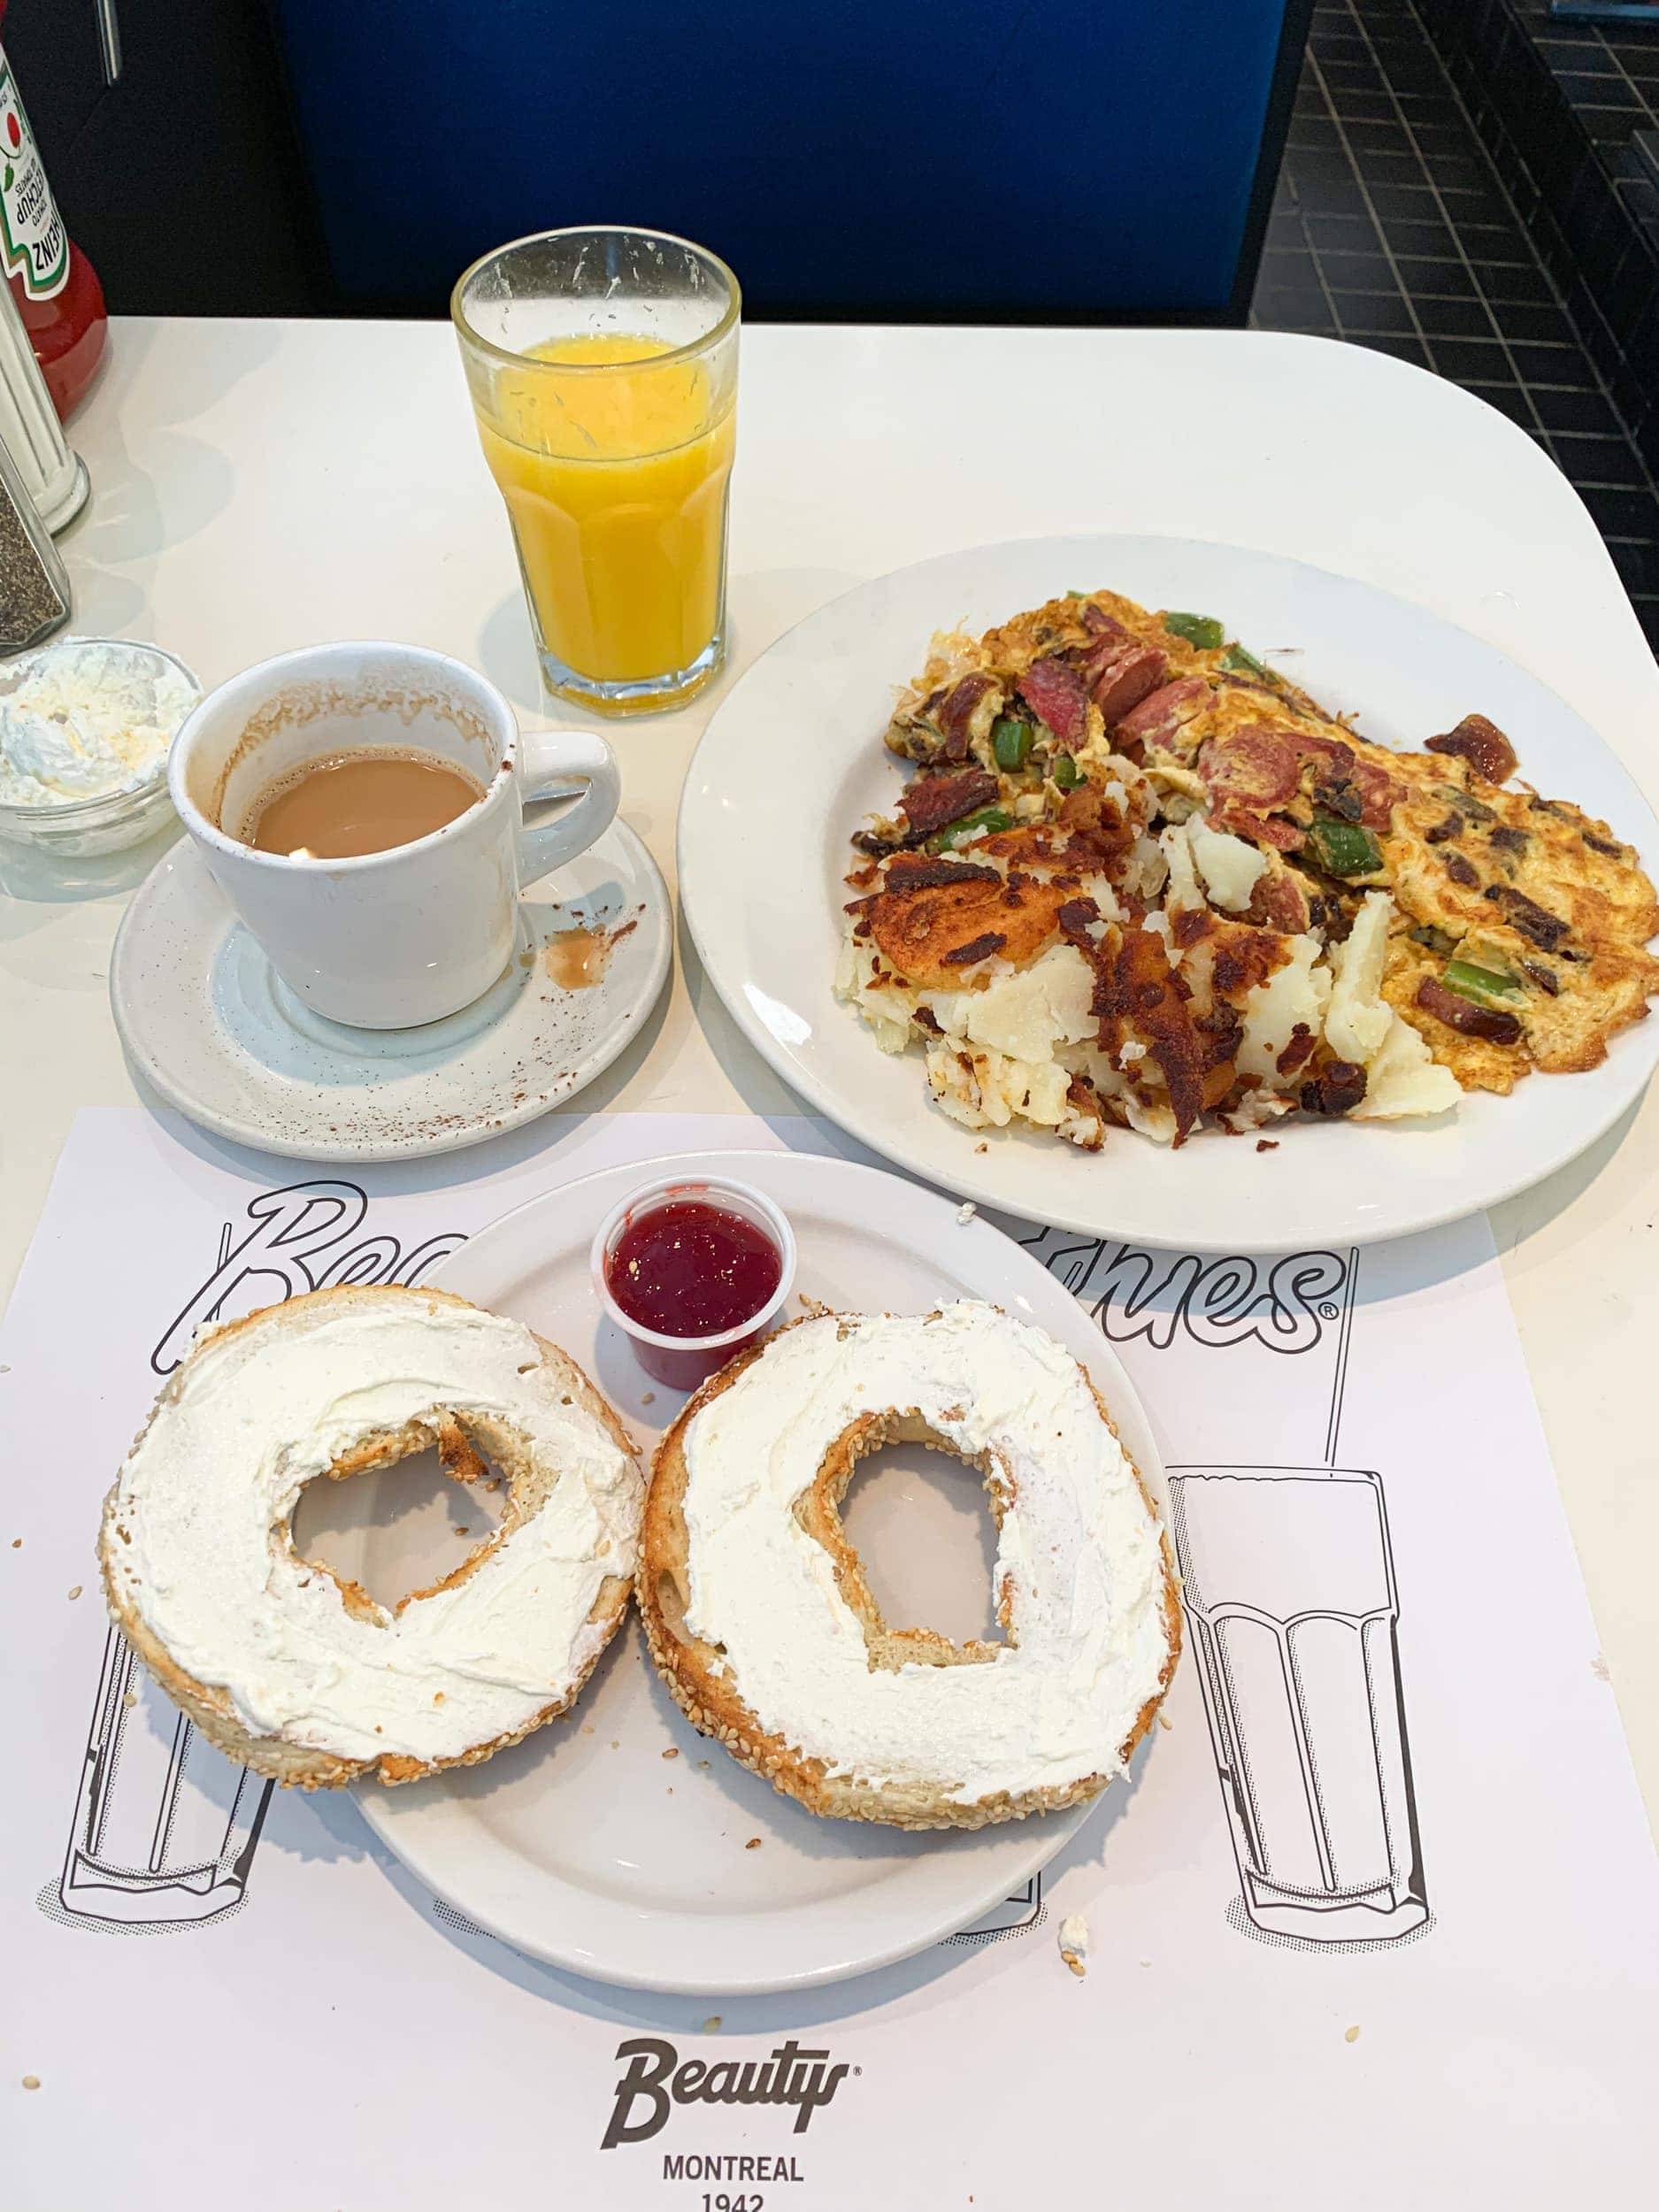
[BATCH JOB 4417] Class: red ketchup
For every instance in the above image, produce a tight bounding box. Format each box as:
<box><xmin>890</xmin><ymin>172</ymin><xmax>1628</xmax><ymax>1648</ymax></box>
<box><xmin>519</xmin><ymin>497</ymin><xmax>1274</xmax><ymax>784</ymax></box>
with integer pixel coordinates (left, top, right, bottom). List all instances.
<box><xmin>0</xmin><ymin>18</ymin><xmax>107</xmax><ymax>419</ymax></box>
<box><xmin>605</xmin><ymin>1199</ymin><xmax>783</xmax><ymax>1390</ymax></box>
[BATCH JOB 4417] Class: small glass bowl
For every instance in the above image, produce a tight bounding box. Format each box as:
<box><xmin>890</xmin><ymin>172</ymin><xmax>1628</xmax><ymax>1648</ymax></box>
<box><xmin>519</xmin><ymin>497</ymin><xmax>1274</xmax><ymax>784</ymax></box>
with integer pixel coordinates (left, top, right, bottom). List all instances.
<box><xmin>591</xmin><ymin>1173</ymin><xmax>797</xmax><ymax>1392</ymax></box>
<box><xmin>0</xmin><ymin>638</ymin><xmax>201</xmax><ymax>857</ymax></box>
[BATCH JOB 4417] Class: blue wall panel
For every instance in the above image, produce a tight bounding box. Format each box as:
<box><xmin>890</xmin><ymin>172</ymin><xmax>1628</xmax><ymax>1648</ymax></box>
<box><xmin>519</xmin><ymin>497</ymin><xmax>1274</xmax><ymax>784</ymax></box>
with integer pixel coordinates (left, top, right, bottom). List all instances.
<box><xmin>273</xmin><ymin>0</ymin><xmax>1298</xmax><ymax>319</ymax></box>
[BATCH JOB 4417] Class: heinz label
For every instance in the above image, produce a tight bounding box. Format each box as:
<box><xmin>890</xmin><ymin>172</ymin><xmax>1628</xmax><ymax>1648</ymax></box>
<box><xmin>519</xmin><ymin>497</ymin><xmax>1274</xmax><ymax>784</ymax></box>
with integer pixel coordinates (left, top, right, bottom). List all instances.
<box><xmin>0</xmin><ymin>61</ymin><xmax>68</xmax><ymax>301</ymax></box>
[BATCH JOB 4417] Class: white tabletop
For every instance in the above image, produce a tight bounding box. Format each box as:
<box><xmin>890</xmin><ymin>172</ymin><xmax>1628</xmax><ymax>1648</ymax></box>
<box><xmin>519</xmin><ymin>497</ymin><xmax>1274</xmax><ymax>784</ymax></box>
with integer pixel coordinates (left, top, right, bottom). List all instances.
<box><xmin>7</xmin><ymin>316</ymin><xmax>1657</xmax><ymax>1828</ymax></box>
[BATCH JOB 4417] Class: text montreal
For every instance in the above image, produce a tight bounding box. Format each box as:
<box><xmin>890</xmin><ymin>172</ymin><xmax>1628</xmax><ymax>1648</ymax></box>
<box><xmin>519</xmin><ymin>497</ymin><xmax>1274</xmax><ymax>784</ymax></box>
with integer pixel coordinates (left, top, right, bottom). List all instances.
<box><xmin>663</xmin><ymin>2154</ymin><xmax>805</xmax><ymax>2182</ymax></box>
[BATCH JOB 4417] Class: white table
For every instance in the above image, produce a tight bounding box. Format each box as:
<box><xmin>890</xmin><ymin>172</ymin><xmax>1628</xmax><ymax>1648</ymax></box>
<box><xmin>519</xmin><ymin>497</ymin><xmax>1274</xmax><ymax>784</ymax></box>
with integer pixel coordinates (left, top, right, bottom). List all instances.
<box><xmin>7</xmin><ymin>317</ymin><xmax>1656</xmax><ymax>1829</ymax></box>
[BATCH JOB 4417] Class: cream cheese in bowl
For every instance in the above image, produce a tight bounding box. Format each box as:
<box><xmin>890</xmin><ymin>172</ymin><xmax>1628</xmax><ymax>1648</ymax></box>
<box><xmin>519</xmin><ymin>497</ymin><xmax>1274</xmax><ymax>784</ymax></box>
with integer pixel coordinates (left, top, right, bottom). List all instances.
<box><xmin>0</xmin><ymin>637</ymin><xmax>201</xmax><ymax>856</ymax></box>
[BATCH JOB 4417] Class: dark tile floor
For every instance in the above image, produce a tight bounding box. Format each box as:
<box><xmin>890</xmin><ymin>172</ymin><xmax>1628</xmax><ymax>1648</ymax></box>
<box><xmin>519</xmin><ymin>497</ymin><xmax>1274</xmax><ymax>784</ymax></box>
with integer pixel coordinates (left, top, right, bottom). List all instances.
<box><xmin>1251</xmin><ymin>0</ymin><xmax>1659</xmax><ymax>648</ymax></box>
<box><xmin>1523</xmin><ymin>1</ymin><xmax>1659</xmax><ymax>143</ymax></box>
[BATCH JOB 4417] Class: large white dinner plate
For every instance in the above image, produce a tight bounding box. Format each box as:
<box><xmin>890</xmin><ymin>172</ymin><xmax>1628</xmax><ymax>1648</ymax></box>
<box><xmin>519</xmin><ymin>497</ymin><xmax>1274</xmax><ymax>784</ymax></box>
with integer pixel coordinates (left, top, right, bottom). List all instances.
<box><xmin>341</xmin><ymin>1149</ymin><xmax>1164</xmax><ymax>1994</ymax></box>
<box><xmin>678</xmin><ymin>535</ymin><xmax>1659</xmax><ymax>1250</ymax></box>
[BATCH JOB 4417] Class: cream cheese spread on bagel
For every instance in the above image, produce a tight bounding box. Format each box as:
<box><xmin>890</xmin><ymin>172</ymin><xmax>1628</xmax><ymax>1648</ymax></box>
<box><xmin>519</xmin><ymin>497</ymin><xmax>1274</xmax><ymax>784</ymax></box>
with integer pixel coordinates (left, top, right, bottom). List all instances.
<box><xmin>644</xmin><ymin>1302</ymin><xmax>1179</xmax><ymax>1826</ymax></box>
<box><xmin>100</xmin><ymin>1286</ymin><xmax>643</xmax><ymax>1786</ymax></box>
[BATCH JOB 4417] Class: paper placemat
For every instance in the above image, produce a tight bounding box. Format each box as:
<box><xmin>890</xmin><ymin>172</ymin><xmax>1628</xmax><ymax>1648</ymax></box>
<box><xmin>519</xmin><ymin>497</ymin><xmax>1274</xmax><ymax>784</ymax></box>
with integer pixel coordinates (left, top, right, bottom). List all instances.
<box><xmin>4</xmin><ymin>1107</ymin><xmax>1656</xmax><ymax>2209</ymax></box>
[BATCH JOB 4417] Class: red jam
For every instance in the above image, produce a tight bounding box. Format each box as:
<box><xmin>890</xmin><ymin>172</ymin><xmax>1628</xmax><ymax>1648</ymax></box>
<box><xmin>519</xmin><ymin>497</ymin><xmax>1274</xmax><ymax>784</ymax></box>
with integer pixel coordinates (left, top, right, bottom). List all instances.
<box><xmin>606</xmin><ymin>1199</ymin><xmax>782</xmax><ymax>1346</ymax></box>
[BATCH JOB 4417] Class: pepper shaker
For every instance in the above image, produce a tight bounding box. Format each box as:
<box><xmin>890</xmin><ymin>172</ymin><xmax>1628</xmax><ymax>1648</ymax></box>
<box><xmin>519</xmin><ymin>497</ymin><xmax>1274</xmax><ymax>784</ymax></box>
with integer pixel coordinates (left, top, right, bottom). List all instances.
<box><xmin>0</xmin><ymin>422</ymin><xmax>70</xmax><ymax>651</ymax></box>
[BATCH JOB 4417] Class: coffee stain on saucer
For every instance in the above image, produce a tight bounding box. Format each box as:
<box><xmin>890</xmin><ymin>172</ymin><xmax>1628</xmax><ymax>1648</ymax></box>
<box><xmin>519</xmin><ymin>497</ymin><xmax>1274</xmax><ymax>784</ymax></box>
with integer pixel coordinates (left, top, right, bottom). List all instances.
<box><xmin>543</xmin><ymin>917</ymin><xmax>638</xmax><ymax>991</ymax></box>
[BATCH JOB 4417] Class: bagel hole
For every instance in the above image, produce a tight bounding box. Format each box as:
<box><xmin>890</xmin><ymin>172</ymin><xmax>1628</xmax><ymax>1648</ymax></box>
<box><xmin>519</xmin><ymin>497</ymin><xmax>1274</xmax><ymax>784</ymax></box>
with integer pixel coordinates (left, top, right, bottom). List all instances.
<box><xmin>837</xmin><ymin>1436</ymin><xmax>1004</xmax><ymax>1659</ymax></box>
<box><xmin>290</xmin><ymin>1427</ymin><xmax>508</xmax><ymax>1610</ymax></box>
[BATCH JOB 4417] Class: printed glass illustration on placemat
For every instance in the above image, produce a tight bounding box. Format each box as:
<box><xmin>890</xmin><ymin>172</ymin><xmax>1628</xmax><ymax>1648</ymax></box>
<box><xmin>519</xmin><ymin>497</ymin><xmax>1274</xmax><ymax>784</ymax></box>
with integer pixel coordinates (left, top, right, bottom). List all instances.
<box><xmin>1015</xmin><ymin>1228</ymin><xmax>1431</xmax><ymax>1949</ymax></box>
<box><xmin>42</xmin><ymin>1624</ymin><xmax>273</xmax><ymax>1932</ymax></box>
<box><xmin>1169</xmin><ymin>1464</ymin><xmax>1428</xmax><ymax>1945</ymax></box>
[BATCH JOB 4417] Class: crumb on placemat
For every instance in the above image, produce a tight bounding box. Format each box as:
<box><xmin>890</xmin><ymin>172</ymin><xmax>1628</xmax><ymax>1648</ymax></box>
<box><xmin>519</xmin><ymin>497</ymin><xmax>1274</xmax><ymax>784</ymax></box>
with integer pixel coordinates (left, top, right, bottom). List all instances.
<box><xmin>1057</xmin><ymin>1912</ymin><xmax>1088</xmax><ymax>1979</ymax></box>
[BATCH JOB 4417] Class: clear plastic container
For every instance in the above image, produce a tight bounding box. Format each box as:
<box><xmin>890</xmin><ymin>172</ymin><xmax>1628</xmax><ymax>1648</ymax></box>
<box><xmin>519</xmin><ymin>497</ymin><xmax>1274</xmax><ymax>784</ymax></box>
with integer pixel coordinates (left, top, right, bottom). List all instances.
<box><xmin>590</xmin><ymin>1172</ymin><xmax>796</xmax><ymax>1392</ymax></box>
<box><xmin>0</xmin><ymin>638</ymin><xmax>199</xmax><ymax>856</ymax></box>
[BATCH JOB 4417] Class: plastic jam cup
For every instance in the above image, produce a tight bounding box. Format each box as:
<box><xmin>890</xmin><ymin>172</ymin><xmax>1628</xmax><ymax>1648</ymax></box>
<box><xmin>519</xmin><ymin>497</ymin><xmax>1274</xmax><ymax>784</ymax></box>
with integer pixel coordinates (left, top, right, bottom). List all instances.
<box><xmin>590</xmin><ymin>1173</ymin><xmax>796</xmax><ymax>1392</ymax></box>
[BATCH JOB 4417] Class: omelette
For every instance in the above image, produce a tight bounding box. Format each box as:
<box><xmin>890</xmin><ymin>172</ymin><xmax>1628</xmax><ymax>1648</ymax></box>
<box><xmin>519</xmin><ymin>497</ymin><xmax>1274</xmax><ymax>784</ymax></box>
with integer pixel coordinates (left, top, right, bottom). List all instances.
<box><xmin>835</xmin><ymin>587</ymin><xmax>1659</xmax><ymax>1146</ymax></box>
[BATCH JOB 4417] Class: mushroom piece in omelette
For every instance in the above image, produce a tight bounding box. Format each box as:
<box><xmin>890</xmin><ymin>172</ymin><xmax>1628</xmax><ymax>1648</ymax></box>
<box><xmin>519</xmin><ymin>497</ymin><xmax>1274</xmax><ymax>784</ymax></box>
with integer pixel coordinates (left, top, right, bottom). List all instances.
<box><xmin>835</xmin><ymin>588</ymin><xmax>1659</xmax><ymax>1146</ymax></box>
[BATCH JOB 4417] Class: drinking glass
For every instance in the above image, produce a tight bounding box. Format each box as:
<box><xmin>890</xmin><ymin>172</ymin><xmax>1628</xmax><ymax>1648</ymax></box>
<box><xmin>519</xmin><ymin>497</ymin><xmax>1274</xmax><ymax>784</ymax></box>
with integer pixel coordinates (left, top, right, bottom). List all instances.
<box><xmin>452</xmin><ymin>227</ymin><xmax>741</xmax><ymax>717</ymax></box>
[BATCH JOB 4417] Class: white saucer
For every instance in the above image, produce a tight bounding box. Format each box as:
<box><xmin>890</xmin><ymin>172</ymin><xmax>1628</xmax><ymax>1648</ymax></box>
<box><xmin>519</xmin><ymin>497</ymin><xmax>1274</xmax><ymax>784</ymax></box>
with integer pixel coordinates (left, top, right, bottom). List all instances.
<box><xmin>110</xmin><ymin>825</ymin><xmax>672</xmax><ymax>1163</ymax></box>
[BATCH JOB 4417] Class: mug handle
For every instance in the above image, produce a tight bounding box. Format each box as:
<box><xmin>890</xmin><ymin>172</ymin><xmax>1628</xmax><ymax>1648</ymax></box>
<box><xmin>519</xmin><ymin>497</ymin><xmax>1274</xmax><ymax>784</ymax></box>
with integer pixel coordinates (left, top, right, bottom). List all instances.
<box><xmin>515</xmin><ymin>729</ymin><xmax>621</xmax><ymax>887</ymax></box>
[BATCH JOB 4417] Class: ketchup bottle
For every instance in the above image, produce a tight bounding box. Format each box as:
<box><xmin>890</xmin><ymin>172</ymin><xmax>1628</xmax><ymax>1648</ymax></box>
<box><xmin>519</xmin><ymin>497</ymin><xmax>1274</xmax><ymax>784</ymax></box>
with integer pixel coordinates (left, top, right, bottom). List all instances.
<box><xmin>0</xmin><ymin>13</ymin><xmax>105</xmax><ymax>419</ymax></box>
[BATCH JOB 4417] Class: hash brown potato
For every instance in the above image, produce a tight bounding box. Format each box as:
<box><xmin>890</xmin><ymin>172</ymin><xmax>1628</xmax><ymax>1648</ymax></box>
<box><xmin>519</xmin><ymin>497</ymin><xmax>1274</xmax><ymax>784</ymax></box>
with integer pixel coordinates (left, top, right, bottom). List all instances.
<box><xmin>838</xmin><ymin>586</ymin><xmax>1659</xmax><ymax>1143</ymax></box>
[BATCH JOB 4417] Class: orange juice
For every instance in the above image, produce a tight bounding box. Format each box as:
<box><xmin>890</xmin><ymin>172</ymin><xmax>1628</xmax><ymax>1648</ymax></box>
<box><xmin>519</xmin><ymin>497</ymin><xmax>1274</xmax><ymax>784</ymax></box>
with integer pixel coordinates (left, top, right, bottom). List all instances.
<box><xmin>474</xmin><ymin>334</ymin><xmax>735</xmax><ymax>695</ymax></box>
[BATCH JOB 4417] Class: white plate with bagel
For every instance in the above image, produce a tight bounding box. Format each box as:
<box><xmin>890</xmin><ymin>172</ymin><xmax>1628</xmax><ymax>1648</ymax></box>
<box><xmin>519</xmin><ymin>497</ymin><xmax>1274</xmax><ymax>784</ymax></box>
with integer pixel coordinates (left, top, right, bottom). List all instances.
<box><xmin>300</xmin><ymin>1148</ymin><xmax>1172</xmax><ymax>1995</ymax></box>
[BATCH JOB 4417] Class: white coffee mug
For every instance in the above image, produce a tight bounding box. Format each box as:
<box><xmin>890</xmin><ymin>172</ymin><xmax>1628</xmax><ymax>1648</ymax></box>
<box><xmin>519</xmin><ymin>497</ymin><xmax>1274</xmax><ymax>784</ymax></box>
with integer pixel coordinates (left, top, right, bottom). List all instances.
<box><xmin>168</xmin><ymin>641</ymin><xmax>620</xmax><ymax>1028</ymax></box>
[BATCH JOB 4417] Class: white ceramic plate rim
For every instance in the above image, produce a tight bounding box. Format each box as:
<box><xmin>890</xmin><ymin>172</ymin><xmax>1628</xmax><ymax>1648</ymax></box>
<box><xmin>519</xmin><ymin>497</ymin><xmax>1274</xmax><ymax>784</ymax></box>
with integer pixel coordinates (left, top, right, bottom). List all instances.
<box><xmin>109</xmin><ymin>823</ymin><xmax>672</xmax><ymax>1164</ymax></box>
<box><xmin>677</xmin><ymin>534</ymin><xmax>1659</xmax><ymax>1251</ymax></box>
<box><xmin>357</xmin><ymin>1148</ymin><xmax>1164</xmax><ymax>1994</ymax></box>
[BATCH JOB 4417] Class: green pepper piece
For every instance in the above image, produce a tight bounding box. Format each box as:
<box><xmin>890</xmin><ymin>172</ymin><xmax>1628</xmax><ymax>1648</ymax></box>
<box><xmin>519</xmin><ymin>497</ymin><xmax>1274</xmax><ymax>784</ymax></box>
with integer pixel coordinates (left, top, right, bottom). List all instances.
<box><xmin>1052</xmin><ymin>752</ymin><xmax>1084</xmax><ymax>791</ymax></box>
<box><xmin>1443</xmin><ymin>958</ymin><xmax>1520</xmax><ymax>1010</ymax></box>
<box><xmin>1219</xmin><ymin>643</ymin><xmax>1273</xmax><ymax>680</ymax></box>
<box><xmin>1064</xmin><ymin>588</ymin><xmax>1090</xmax><ymax>600</ymax></box>
<box><xmin>1307</xmin><ymin>815</ymin><xmax>1381</xmax><ymax>876</ymax></box>
<box><xmin>991</xmin><ymin>716</ymin><xmax>1033</xmax><ymax>772</ymax></box>
<box><xmin>928</xmin><ymin>804</ymin><xmax>1015</xmax><ymax>853</ymax></box>
<box><xmin>1163</xmin><ymin>610</ymin><xmax>1225</xmax><ymax>651</ymax></box>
